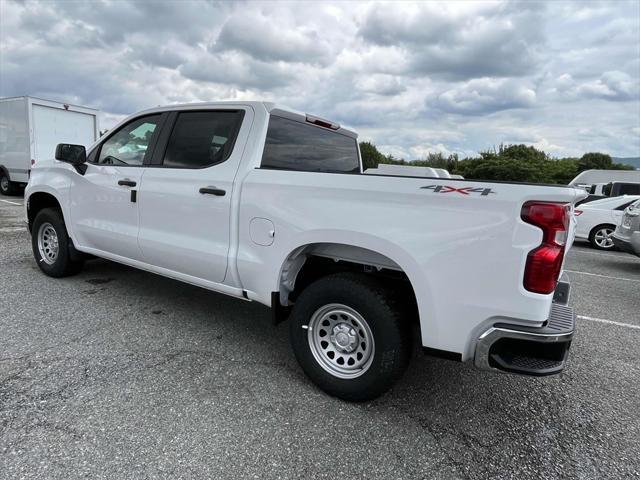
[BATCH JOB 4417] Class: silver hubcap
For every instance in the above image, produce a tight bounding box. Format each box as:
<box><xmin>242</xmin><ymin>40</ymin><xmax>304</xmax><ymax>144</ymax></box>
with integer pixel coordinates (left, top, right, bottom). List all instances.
<box><xmin>594</xmin><ymin>228</ymin><xmax>614</xmax><ymax>248</ymax></box>
<box><xmin>0</xmin><ymin>176</ymin><xmax>8</xmax><ymax>191</ymax></box>
<box><xmin>307</xmin><ymin>304</ymin><xmax>375</xmax><ymax>379</ymax></box>
<box><xmin>37</xmin><ymin>222</ymin><xmax>59</xmax><ymax>264</ymax></box>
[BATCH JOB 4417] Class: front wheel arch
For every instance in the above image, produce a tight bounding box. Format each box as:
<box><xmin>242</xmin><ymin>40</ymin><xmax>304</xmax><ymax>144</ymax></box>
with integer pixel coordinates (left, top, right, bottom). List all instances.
<box><xmin>27</xmin><ymin>191</ymin><xmax>63</xmax><ymax>232</ymax></box>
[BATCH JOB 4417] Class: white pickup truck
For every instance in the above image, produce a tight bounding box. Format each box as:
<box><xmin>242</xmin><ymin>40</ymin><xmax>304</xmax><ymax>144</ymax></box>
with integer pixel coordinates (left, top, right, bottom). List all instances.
<box><xmin>25</xmin><ymin>101</ymin><xmax>586</xmax><ymax>401</ymax></box>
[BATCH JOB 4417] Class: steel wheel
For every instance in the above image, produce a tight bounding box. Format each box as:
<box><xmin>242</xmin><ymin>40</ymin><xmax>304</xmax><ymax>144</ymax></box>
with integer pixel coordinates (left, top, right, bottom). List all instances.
<box><xmin>307</xmin><ymin>303</ymin><xmax>375</xmax><ymax>379</ymax></box>
<box><xmin>594</xmin><ymin>227</ymin><xmax>614</xmax><ymax>249</ymax></box>
<box><xmin>37</xmin><ymin>222</ymin><xmax>59</xmax><ymax>265</ymax></box>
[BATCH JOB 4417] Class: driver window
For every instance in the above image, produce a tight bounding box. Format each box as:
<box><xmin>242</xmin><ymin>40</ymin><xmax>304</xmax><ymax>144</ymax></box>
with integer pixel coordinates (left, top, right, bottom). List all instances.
<box><xmin>97</xmin><ymin>115</ymin><xmax>161</xmax><ymax>166</ymax></box>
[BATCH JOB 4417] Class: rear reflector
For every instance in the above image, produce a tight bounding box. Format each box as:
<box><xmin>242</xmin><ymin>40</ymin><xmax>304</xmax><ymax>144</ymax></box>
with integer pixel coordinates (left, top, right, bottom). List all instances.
<box><xmin>574</xmin><ymin>209</ymin><xmax>583</xmax><ymax>216</ymax></box>
<box><xmin>521</xmin><ymin>202</ymin><xmax>570</xmax><ymax>294</ymax></box>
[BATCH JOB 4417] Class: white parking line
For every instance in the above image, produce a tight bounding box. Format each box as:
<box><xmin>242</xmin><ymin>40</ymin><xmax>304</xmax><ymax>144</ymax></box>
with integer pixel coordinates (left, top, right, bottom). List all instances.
<box><xmin>0</xmin><ymin>199</ymin><xmax>22</xmax><ymax>206</ymax></box>
<box><xmin>570</xmin><ymin>249</ymin><xmax>627</xmax><ymax>259</ymax></box>
<box><xmin>578</xmin><ymin>315</ymin><xmax>640</xmax><ymax>331</ymax></box>
<box><xmin>564</xmin><ymin>269</ymin><xmax>640</xmax><ymax>283</ymax></box>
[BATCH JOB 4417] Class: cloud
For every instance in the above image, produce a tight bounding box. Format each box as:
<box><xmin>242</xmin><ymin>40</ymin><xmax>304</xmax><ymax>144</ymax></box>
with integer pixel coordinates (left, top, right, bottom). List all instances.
<box><xmin>577</xmin><ymin>71</ymin><xmax>640</xmax><ymax>102</ymax></box>
<box><xmin>1</xmin><ymin>0</ymin><xmax>639</xmax><ymax>158</ymax></box>
<box><xmin>179</xmin><ymin>51</ymin><xmax>297</xmax><ymax>90</ymax></box>
<box><xmin>550</xmin><ymin>71</ymin><xmax>639</xmax><ymax>102</ymax></box>
<box><xmin>432</xmin><ymin>78</ymin><xmax>537</xmax><ymax>115</ymax></box>
<box><xmin>354</xmin><ymin>75</ymin><xmax>405</xmax><ymax>96</ymax></box>
<box><xmin>213</xmin><ymin>13</ymin><xmax>334</xmax><ymax>65</ymax></box>
<box><xmin>359</xmin><ymin>2</ymin><xmax>546</xmax><ymax>79</ymax></box>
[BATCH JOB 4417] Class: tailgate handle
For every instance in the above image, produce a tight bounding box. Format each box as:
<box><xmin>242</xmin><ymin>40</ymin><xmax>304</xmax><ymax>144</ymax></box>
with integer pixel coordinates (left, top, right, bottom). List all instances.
<box><xmin>118</xmin><ymin>179</ymin><xmax>136</xmax><ymax>187</ymax></box>
<box><xmin>199</xmin><ymin>186</ymin><xmax>226</xmax><ymax>196</ymax></box>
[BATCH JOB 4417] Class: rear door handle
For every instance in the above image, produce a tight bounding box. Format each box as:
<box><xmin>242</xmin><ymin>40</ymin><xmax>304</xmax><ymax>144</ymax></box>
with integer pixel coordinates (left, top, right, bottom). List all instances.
<box><xmin>118</xmin><ymin>179</ymin><xmax>137</xmax><ymax>187</ymax></box>
<box><xmin>199</xmin><ymin>186</ymin><xmax>226</xmax><ymax>196</ymax></box>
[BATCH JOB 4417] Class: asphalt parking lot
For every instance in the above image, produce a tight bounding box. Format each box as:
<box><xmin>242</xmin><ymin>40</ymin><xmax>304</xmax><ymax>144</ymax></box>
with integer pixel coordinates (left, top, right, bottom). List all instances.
<box><xmin>1</xmin><ymin>196</ymin><xmax>639</xmax><ymax>480</ymax></box>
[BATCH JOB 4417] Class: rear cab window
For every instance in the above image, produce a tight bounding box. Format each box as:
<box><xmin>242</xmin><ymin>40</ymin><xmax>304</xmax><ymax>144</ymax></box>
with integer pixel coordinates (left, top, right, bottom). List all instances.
<box><xmin>261</xmin><ymin>115</ymin><xmax>360</xmax><ymax>173</ymax></box>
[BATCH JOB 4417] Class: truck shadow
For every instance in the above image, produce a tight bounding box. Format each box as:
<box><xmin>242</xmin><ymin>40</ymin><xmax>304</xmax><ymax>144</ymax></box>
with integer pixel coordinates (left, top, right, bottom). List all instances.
<box><xmin>78</xmin><ymin>256</ymin><xmax>561</xmax><ymax>406</ymax></box>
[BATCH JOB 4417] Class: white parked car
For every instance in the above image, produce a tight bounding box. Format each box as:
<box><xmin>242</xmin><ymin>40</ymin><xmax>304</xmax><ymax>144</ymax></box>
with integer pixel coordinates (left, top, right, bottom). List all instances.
<box><xmin>574</xmin><ymin>195</ymin><xmax>640</xmax><ymax>250</ymax></box>
<box><xmin>25</xmin><ymin>101</ymin><xmax>587</xmax><ymax>401</ymax></box>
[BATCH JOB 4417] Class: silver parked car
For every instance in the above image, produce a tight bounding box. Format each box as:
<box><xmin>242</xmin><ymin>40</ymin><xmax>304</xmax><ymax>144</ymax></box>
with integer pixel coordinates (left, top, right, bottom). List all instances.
<box><xmin>612</xmin><ymin>199</ymin><xmax>640</xmax><ymax>257</ymax></box>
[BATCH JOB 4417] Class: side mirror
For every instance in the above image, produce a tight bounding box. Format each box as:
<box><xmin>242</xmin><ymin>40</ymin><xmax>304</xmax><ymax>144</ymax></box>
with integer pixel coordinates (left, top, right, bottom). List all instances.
<box><xmin>55</xmin><ymin>144</ymin><xmax>86</xmax><ymax>165</ymax></box>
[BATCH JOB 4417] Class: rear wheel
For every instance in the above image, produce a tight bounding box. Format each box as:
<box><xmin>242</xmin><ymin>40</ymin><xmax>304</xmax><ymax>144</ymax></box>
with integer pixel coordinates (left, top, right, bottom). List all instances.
<box><xmin>0</xmin><ymin>172</ymin><xmax>17</xmax><ymax>196</ymax></box>
<box><xmin>31</xmin><ymin>208</ymin><xmax>84</xmax><ymax>277</ymax></box>
<box><xmin>589</xmin><ymin>224</ymin><xmax>616</xmax><ymax>250</ymax></box>
<box><xmin>289</xmin><ymin>273</ymin><xmax>411</xmax><ymax>401</ymax></box>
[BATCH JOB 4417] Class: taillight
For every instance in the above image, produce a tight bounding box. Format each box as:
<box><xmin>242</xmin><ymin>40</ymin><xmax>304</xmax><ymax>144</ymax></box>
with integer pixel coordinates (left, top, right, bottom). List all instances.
<box><xmin>521</xmin><ymin>202</ymin><xmax>570</xmax><ymax>294</ymax></box>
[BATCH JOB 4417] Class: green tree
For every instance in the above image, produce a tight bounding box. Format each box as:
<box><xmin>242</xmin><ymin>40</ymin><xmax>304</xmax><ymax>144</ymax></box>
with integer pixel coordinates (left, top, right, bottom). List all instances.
<box><xmin>456</xmin><ymin>157</ymin><xmax>545</xmax><ymax>182</ymax></box>
<box><xmin>359</xmin><ymin>141</ymin><xmax>387</xmax><ymax>170</ymax></box>
<box><xmin>578</xmin><ymin>152</ymin><xmax>612</xmax><ymax>171</ymax></box>
<box><xmin>360</xmin><ymin>140</ymin><xmax>629</xmax><ymax>185</ymax></box>
<box><xmin>543</xmin><ymin>158</ymin><xmax>579</xmax><ymax>185</ymax></box>
<box><xmin>478</xmin><ymin>144</ymin><xmax>549</xmax><ymax>163</ymax></box>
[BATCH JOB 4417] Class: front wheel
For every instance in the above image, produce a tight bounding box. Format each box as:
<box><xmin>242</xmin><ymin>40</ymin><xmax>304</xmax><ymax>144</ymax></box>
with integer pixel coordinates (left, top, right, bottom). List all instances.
<box><xmin>589</xmin><ymin>224</ymin><xmax>616</xmax><ymax>250</ymax></box>
<box><xmin>289</xmin><ymin>273</ymin><xmax>411</xmax><ymax>402</ymax></box>
<box><xmin>31</xmin><ymin>208</ymin><xmax>84</xmax><ymax>277</ymax></box>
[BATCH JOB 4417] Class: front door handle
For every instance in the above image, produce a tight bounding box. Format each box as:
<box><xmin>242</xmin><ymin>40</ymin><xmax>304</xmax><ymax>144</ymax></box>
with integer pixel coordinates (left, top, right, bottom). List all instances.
<box><xmin>199</xmin><ymin>186</ymin><xmax>226</xmax><ymax>196</ymax></box>
<box><xmin>118</xmin><ymin>179</ymin><xmax>137</xmax><ymax>187</ymax></box>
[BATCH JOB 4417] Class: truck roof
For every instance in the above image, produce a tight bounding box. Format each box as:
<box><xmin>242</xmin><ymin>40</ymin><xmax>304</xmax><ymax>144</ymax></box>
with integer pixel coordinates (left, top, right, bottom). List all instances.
<box><xmin>134</xmin><ymin>101</ymin><xmax>358</xmax><ymax>138</ymax></box>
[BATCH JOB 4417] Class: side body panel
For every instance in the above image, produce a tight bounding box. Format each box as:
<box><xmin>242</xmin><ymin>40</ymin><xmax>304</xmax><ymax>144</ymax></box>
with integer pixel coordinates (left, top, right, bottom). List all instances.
<box><xmin>236</xmin><ymin>169</ymin><xmax>583</xmax><ymax>359</ymax></box>
<box><xmin>31</xmin><ymin>102</ymin><xmax>97</xmax><ymax>165</ymax></box>
<box><xmin>68</xmin><ymin>164</ymin><xmax>146</xmax><ymax>260</ymax></box>
<box><xmin>0</xmin><ymin>97</ymin><xmax>30</xmax><ymax>183</ymax></box>
<box><xmin>24</xmin><ymin>160</ymin><xmax>74</xmax><ymax>224</ymax></box>
<box><xmin>137</xmin><ymin>105</ymin><xmax>256</xmax><ymax>284</ymax></box>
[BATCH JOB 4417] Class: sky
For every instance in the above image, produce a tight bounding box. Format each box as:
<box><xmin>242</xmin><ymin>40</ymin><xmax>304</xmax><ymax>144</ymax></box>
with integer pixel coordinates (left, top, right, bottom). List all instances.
<box><xmin>1</xmin><ymin>0</ymin><xmax>639</xmax><ymax>159</ymax></box>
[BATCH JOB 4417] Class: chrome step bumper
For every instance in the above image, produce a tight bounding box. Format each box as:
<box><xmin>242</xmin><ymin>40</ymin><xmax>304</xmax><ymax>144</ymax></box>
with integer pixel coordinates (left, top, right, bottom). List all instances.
<box><xmin>474</xmin><ymin>303</ymin><xmax>575</xmax><ymax>376</ymax></box>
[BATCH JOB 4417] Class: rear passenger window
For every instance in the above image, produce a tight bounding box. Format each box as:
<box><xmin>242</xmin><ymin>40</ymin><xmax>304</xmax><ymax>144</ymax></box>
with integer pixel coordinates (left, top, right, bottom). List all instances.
<box><xmin>261</xmin><ymin>116</ymin><xmax>360</xmax><ymax>173</ymax></box>
<box><xmin>162</xmin><ymin>111</ymin><xmax>244</xmax><ymax>168</ymax></box>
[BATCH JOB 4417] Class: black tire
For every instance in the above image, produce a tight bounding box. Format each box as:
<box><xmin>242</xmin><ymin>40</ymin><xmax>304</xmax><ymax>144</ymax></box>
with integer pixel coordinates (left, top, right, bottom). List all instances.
<box><xmin>289</xmin><ymin>273</ymin><xmax>411</xmax><ymax>402</ymax></box>
<box><xmin>31</xmin><ymin>208</ymin><xmax>84</xmax><ymax>277</ymax></box>
<box><xmin>0</xmin><ymin>171</ymin><xmax>17</xmax><ymax>196</ymax></box>
<box><xmin>588</xmin><ymin>224</ymin><xmax>616</xmax><ymax>250</ymax></box>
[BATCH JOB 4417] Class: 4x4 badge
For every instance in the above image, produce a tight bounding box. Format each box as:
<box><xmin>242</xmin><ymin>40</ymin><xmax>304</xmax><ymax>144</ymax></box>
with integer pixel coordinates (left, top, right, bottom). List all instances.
<box><xmin>421</xmin><ymin>185</ymin><xmax>496</xmax><ymax>196</ymax></box>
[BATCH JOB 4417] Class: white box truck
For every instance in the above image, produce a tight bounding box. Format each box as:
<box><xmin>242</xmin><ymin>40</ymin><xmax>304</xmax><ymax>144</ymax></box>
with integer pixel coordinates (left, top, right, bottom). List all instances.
<box><xmin>0</xmin><ymin>96</ymin><xmax>99</xmax><ymax>195</ymax></box>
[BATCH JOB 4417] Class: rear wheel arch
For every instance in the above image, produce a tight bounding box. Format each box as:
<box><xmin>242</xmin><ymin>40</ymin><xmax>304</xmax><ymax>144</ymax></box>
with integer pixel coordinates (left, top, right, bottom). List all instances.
<box><xmin>275</xmin><ymin>242</ymin><xmax>420</xmax><ymax>328</ymax></box>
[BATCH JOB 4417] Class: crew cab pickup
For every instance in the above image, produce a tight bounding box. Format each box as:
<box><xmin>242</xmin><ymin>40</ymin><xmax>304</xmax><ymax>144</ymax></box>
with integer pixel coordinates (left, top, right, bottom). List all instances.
<box><xmin>25</xmin><ymin>101</ymin><xmax>587</xmax><ymax>401</ymax></box>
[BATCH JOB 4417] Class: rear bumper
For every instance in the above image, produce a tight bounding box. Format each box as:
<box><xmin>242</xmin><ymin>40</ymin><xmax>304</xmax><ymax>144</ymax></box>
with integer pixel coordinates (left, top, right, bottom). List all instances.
<box><xmin>474</xmin><ymin>285</ymin><xmax>575</xmax><ymax>376</ymax></box>
<box><xmin>612</xmin><ymin>232</ymin><xmax>640</xmax><ymax>257</ymax></box>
